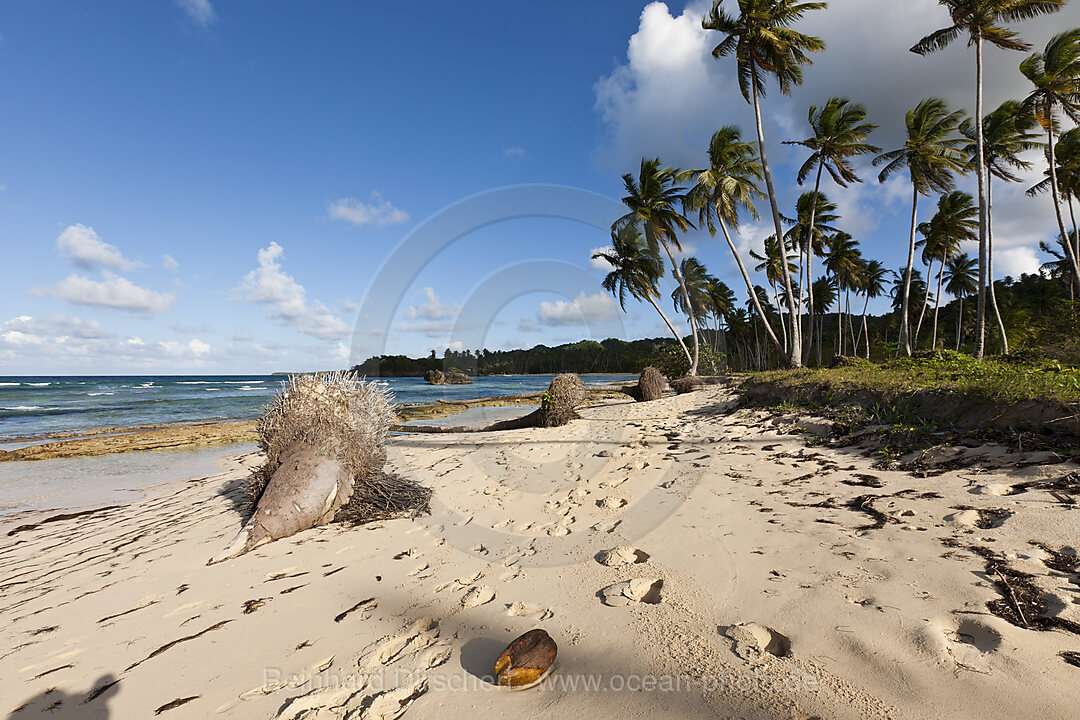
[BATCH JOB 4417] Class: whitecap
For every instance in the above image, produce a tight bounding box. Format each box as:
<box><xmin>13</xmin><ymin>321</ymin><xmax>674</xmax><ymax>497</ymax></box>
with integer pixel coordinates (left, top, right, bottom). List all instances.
<box><xmin>177</xmin><ymin>381</ymin><xmax>214</xmax><ymax>385</ymax></box>
<box><xmin>2</xmin><ymin>406</ymin><xmax>43</xmax><ymax>411</ymax></box>
<box><xmin>87</xmin><ymin>392</ymin><xmax>115</xmax><ymax>396</ymax></box>
<box><xmin>25</xmin><ymin>382</ymin><xmax>50</xmax><ymax>387</ymax></box>
<box><xmin>0</xmin><ymin>382</ymin><xmax>20</xmax><ymax>386</ymax></box>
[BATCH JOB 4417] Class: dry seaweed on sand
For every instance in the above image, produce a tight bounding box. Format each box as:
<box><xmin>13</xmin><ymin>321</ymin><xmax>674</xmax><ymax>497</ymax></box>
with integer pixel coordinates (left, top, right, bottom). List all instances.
<box><xmin>637</xmin><ymin>366</ymin><xmax>665</xmax><ymax>402</ymax></box>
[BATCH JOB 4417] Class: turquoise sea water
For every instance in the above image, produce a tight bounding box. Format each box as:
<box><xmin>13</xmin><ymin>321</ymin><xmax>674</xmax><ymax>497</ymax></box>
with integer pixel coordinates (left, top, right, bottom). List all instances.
<box><xmin>0</xmin><ymin>374</ymin><xmax>634</xmax><ymax>440</ymax></box>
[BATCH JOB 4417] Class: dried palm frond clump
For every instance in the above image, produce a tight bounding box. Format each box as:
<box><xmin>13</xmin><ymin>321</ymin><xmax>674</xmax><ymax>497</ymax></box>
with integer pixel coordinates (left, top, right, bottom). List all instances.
<box><xmin>537</xmin><ymin>373</ymin><xmax>586</xmax><ymax>428</ymax></box>
<box><xmin>209</xmin><ymin>372</ymin><xmax>429</xmax><ymax>564</ymax></box>
<box><xmin>638</xmin><ymin>366</ymin><xmax>665</xmax><ymax>402</ymax></box>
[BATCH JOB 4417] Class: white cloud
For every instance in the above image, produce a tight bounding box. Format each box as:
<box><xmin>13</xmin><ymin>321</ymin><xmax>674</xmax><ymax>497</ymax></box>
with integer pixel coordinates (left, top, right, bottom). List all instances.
<box><xmin>163</xmin><ymin>254</ymin><xmax>180</xmax><ymax>271</ymax></box>
<box><xmin>176</xmin><ymin>0</ymin><xmax>215</xmax><ymax>27</ymax></box>
<box><xmin>502</xmin><ymin>146</ymin><xmax>527</xmax><ymax>160</ymax></box>
<box><xmin>328</xmin><ymin>192</ymin><xmax>409</xmax><ymax>227</ymax></box>
<box><xmin>406</xmin><ymin>287</ymin><xmax>460</xmax><ymax>321</ymax></box>
<box><xmin>57</xmin><ymin>224</ymin><xmax>140</xmax><ymax>272</ymax></box>
<box><xmin>36</xmin><ymin>272</ymin><xmax>176</xmax><ymax>314</ymax></box>
<box><xmin>518</xmin><ymin>318</ymin><xmax>541</xmax><ymax>333</ymax></box>
<box><xmin>537</xmin><ymin>291</ymin><xmax>619</xmax><ymax>327</ymax></box>
<box><xmin>160</xmin><ymin>339</ymin><xmax>211</xmax><ymax>357</ymax></box>
<box><xmin>236</xmin><ymin>242</ymin><xmax>350</xmax><ymax>340</ymax></box>
<box><xmin>590</xmin><ymin>245</ymin><xmax>615</xmax><ymax>271</ymax></box>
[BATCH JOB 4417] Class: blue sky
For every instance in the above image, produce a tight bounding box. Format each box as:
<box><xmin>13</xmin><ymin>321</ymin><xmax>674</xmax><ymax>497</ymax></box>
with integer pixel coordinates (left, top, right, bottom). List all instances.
<box><xmin>1</xmin><ymin>1</ymin><xmax>1078</xmax><ymax>374</ymax></box>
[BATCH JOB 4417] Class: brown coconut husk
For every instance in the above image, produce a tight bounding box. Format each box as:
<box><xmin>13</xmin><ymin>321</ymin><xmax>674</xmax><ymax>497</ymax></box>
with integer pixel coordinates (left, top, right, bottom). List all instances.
<box><xmin>671</xmin><ymin>376</ymin><xmax>701</xmax><ymax>394</ymax></box>
<box><xmin>637</xmin><ymin>366</ymin><xmax>665</xmax><ymax>402</ymax></box>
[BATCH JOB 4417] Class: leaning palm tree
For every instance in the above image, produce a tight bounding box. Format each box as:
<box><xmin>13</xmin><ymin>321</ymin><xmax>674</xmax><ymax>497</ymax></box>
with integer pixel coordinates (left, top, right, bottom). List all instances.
<box><xmin>613</xmin><ymin>158</ymin><xmax>700</xmax><ymax>375</ymax></box>
<box><xmin>912</xmin><ymin>0</ymin><xmax>1064</xmax><ymax>359</ymax></box>
<box><xmin>1029</xmin><ymin>127</ymin><xmax>1080</xmax><ymax>284</ymax></box>
<box><xmin>1022</xmin><ymin>29</ymin><xmax>1080</xmax><ymax>300</ymax></box>
<box><xmin>594</xmin><ymin>227</ymin><xmax>693</xmax><ymax>366</ymax></box>
<box><xmin>823</xmin><ymin>231</ymin><xmax>862</xmax><ymax>356</ymax></box>
<box><xmin>914</xmin><ymin>191</ymin><xmax>977</xmax><ymax>348</ymax></box>
<box><xmin>856</xmin><ymin>259</ymin><xmax>887</xmax><ymax>359</ymax></box>
<box><xmin>702</xmin><ymin>0</ymin><xmax>828</xmax><ymax>368</ymax></box>
<box><xmin>672</xmin><ymin>257</ymin><xmax>715</xmax><ymax>334</ymax></box>
<box><xmin>963</xmin><ymin>99</ymin><xmax>1042</xmax><ymax>354</ymax></box>
<box><xmin>684</xmin><ymin>126</ymin><xmax>786</xmax><ymax>360</ymax></box>
<box><xmin>707</xmin><ymin>277</ymin><xmax>737</xmax><ymax>358</ymax></box>
<box><xmin>784</xmin><ymin>97</ymin><xmax>880</xmax><ymax>360</ymax></box>
<box><xmin>1041</xmin><ymin>234</ymin><xmax>1078</xmax><ymax>298</ymax></box>
<box><xmin>874</xmin><ymin>98</ymin><xmax>968</xmax><ymax>356</ymax></box>
<box><xmin>945</xmin><ymin>252</ymin><xmax>979</xmax><ymax>350</ymax></box>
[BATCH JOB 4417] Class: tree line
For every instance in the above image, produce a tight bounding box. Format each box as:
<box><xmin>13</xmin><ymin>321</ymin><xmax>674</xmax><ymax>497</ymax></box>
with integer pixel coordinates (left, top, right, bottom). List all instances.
<box><xmin>600</xmin><ymin>0</ymin><xmax>1078</xmax><ymax>375</ymax></box>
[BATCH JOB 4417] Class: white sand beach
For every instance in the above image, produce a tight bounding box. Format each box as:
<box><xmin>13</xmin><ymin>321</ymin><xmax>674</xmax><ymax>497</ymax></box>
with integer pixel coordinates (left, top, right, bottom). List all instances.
<box><xmin>2</xmin><ymin>386</ymin><xmax>1079</xmax><ymax>719</ymax></box>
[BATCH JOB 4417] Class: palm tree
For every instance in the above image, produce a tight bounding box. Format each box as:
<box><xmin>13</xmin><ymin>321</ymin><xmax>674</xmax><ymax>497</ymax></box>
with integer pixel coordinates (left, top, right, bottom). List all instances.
<box><xmin>749</xmin><ymin>234</ymin><xmax>797</xmax><ymax>352</ymax></box>
<box><xmin>874</xmin><ymin>98</ymin><xmax>968</xmax><ymax>356</ymax></box>
<box><xmin>784</xmin><ymin>97</ymin><xmax>880</xmax><ymax>360</ymax></box>
<box><xmin>707</xmin><ymin>278</ymin><xmax>737</xmax><ymax>359</ymax></box>
<box><xmin>613</xmin><ymin>158</ymin><xmax>700</xmax><ymax>374</ymax></box>
<box><xmin>1021</xmin><ymin>29</ymin><xmax>1080</xmax><ymax>301</ymax></box>
<box><xmin>672</xmin><ymin>257</ymin><xmax>714</xmax><ymax>330</ymax></box>
<box><xmin>963</xmin><ymin>99</ymin><xmax>1043</xmax><ymax>354</ymax></box>
<box><xmin>945</xmin><ymin>252</ymin><xmax>979</xmax><ymax>350</ymax></box>
<box><xmin>891</xmin><ymin>267</ymin><xmax>928</xmax><ymax>336</ymax></box>
<box><xmin>824</xmin><ymin>232</ymin><xmax>862</xmax><ymax>356</ymax></box>
<box><xmin>1041</xmin><ymin>233</ymin><xmax>1078</xmax><ymax>298</ymax></box>
<box><xmin>594</xmin><ymin>228</ymin><xmax>693</xmax><ymax>366</ymax></box>
<box><xmin>915</xmin><ymin>191</ymin><xmax>977</xmax><ymax>348</ymax></box>
<box><xmin>684</xmin><ymin>126</ymin><xmax>786</xmax><ymax>360</ymax></box>
<box><xmin>856</xmin><ymin>259</ymin><xmax>887</xmax><ymax>359</ymax></box>
<box><xmin>783</xmin><ymin>191</ymin><xmax>839</xmax><ymax>358</ymax></box>
<box><xmin>810</xmin><ymin>275</ymin><xmax>836</xmax><ymax>365</ymax></box>
<box><xmin>702</xmin><ymin>0</ymin><xmax>828</xmax><ymax>368</ymax></box>
<box><xmin>912</xmin><ymin>0</ymin><xmax>1064</xmax><ymax>360</ymax></box>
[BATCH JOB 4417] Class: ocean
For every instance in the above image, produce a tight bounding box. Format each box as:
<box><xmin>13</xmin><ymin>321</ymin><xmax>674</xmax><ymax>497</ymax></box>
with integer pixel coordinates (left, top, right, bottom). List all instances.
<box><xmin>0</xmin><ymin>374</ymin><xmax>635</xmax><ymax>441</ymax></box>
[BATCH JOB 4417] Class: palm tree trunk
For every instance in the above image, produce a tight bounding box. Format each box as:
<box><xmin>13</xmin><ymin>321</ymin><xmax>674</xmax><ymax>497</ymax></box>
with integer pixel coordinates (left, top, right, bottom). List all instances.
<box><xmin>914</xmin><ymin>257</ymin><xmax>935</xmax><ymax>347</ymax></box>
<box><xmin>932</xmin><ymin>260</ymin><xmax>945</xmax><ymax>350</ymax></box>
<box><xmin>645</xmin><ymin>295</ymin><xmax>692</xmax><ymax>368</ymax></box>
<box><xmin>771</xmin><ymin>282</ymin><xmax>787</xmax><ymax>352</ymax></box>
<box><xmin>900</xmin><ymin>182</ymin><xmax>919</xmax><ymax>356</ymax></box>
<box><xmin>751</xmin><ymin>66</ymin><xmax>802</xmax><ymax>367</ymax></box>
<box><xmin>804</xmin><ymin>162</ymin><xmax>824</xmax><ymax>364</ymax></box>
<box><xmin>661</xmin><ymin>241</ymin><xmax>700</xmax><ymax>375</ymax></box>
<box><xmin>987</xmin><ymin>171</ymin><xmax>1008</xmax><ymax>355</ymax></box>
<box><xmin>837</xmin><ymin>276</ymin><xmax>843</xmax><ymax>356</ymax></box>
<box><xmin>956</xmin><ymin>293</ymin><xmax>963</xmax><ymax>352</ymax></box>
<box><xmin>846</xmin><ymin>287</ymin><xmax>856</xmax><ymax>348</ymax></box>
<box><xmin>861</xmin><ymin>294</ymin><xmax>871</xmax><ymax>360</ymax></box>
<box><xmin>974</xmin><ymin>34</ymin><xmax>988</xmax><ymax>360</ymax></box>
<box><xmin>718</xmin><ymin>219</ymin><xmax>785</xmax><ymax>361</ymax></box>
<box><xmin>1048</xmin><ymin>126</ymin><xmax>1080</xmax><ymax>297</ymax></box>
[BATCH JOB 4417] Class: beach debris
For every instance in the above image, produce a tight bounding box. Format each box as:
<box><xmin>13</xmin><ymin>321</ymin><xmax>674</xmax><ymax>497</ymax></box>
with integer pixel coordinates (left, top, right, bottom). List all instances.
<box><xmin>208</xmin><ymin>372</ymin><xmax>431</xmax><ymax>565</ymax></box>
<box><xmin>723</xmin><ymin>622</ymin><xmax>791</xmax><ymax>660</ymax></box>
<box><xmin>599</xmin><ymin>578</ymin><xmax>664</xmax><ymax>606</ymax></box>
<box><xmin>495</xmin><ymin>629</ymin><xmax>558</xmax><ymax>690</ymax></box>
<box><xmin>671</xmin><ymin>376</ymin><xmax>701</xmax><ymax>394</ymax></box>
<box><xmin>595</xmin><ymin>546</ymin><xmax>650</xmax><ymax>567</ymax></box>
<box><xmin>637</xmin><ymin>366</ymin><xmax>666</xmax><ymax>402</ymax></box>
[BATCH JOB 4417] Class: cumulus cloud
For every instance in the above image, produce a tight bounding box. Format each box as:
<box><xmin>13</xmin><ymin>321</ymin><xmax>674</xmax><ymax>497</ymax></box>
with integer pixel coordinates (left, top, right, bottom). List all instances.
<box><xmin>57</xmin><ymin>224</ymin><xmax>141</xmax><ymax>272</ymax></box>
<box><xmin>176</xmin><ymin>0</ymin><xmax>216</xmax><ymax>27</ymax></box>
<box><xmin>537</xmin><ymin>292</ymin><xmax>619</xmax><ymax>327</ymax></box>
<box><xmin>160</xmin><ymin>338</ymin><xmax>211</xmax><ymax>357</ymax></box>
<box><xmin>328</xmin><ymin>192</ymin><xmax>409</xmax><ymax>227</ymax></box>
<box><xmin>406</xmin><ymin>287</ymin><xmax>461</xmax><ymax>322</ymax></box>
<box><xmin>237</xmin><ymin>242</ymin><xmax>349</xmax><ymax>340</ymax></box>
<box><xmin>36</xmin><ymin>272</ymin><xmax>176</xmax><ymax>314</ymax></box>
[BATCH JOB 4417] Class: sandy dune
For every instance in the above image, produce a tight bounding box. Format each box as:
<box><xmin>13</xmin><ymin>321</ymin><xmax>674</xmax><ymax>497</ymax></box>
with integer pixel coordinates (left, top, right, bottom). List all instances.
<box><xmin>2</xmin><ymin>386</ymin><xmax>1079</xmax><ymax>719</ymax></box>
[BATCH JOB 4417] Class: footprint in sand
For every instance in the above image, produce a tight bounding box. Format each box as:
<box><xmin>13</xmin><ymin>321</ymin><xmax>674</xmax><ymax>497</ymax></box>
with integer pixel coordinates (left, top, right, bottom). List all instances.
<box><xmin>461</xmin><ymin>585</ymin><xmax>496</xmax><ymax>608</ymax></box>
<box><xmin>595</xmin><ymin>546</ymin><xmax>650</xmax><ymax>567</ymax></box>
<box><xmin>507</xmin><ymin>601</ymin><xmax>554</xmax><ymax>620</ymax></box>
<box><xmin>599</xmin><ymin>578</ymin><xmax>663</xmax><ymax>606</ymax></box>
<box><xmin>372</xmin><ymin>618</ymin><xmax>440</xmax><ymax>666</ymax></box>
<box><xmin>597</xmin><ymin>496</ymin><xmax>628</xmax><ymax>510</ymax></box>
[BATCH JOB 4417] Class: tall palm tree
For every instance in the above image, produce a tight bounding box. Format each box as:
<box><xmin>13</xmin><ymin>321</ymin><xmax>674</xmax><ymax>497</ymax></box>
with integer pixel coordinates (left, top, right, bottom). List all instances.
<box><xmin>684</xmin><ymin>126</ymin><xmax>786</xmax><ymax>360</ymax></box>
<box><xmin>912</xmin><ymin>0</ymin><xmax>1064</xmax><ymax>360</ymax></box>
<box><xmin>702</xmin><ymin>0</ymin><xmax>827</xmax><ymax>368</ymax></box>
<box><xmin>613</xmin><ymin>158</ymin><xmax>701</xmax><ymax>374</ymax></box>
<box><xmin>824</xmin><ymin>231</ymin><xmax>862</xmax><ymax>356</ymax></box>
<box><xmin>1029</xmin><ymin>127</ymin><xmax>1080</xmax><ymax>280</ymax></box>
<box><xmin>856</xmin><ymin>259</ymin><xmax>887</xmax><ymax>359</ymax></box>
<box><xmin>783</xmin><ymin>191</ymin><xmax>840</xmax><ymax>357</ymax></box>
<box><xmin>963</xmin><ymin>99</ymin><xmax>1043</xmax><ymax>354</ymax></box>
<box><xmin>915</xmin><ymin>191</ymin><xmax>977</xmax><ymax>348</ymax></box>
<box><xmin>594</xmin><ymin>228</ymin><xmax>693</xmax><ymax>366</ymax></box>
<box><xmin>784</xmin><ymin>96</ymin><xmax>880</xmax><ymax>360</ymax></box>
<box><xmin>945</xmin><ymin>252</ymin><xmax>979</xmax><ymax>350</ymax></box>
<box><xmin>672</xmin><ymin>257</ymin><xmax>715</xmax><ymax>330</ymax></box>
<box><xmin>749</xmin><ymin>234</ymin><xmax>796</xmax><ymax>352</ymax></box>
<box><xmin>874</xmin><ymin>98</ymin><xmax>968</xmax><ymax>356</ymax></box>
<box><xmin>707</xmin><ymin>278</ymin><xmax>737</xmax><ymax>358</ymax></box>
<box><xmin>1021</xmin><ymin>29</ymin><xmax>1080</xmax><ymax>300</ymax></box>
<box><xmin>810</xmin><ymin>275</ymin><xmax>836</xmax><ymax>365</ymax></box>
